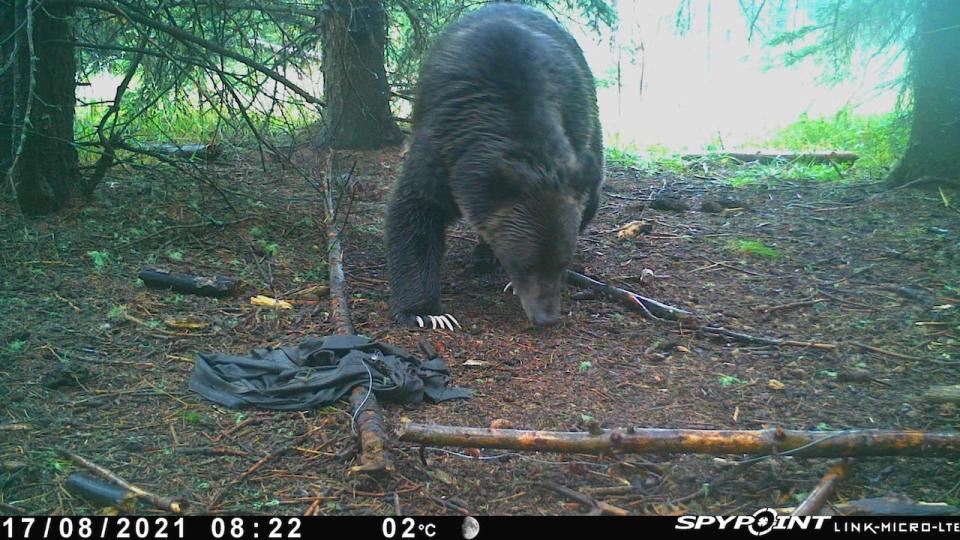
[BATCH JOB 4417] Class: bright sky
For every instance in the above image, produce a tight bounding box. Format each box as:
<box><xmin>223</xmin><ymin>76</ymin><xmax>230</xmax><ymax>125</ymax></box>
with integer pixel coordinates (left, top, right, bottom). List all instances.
<box><xmin>570</xmin><ymin>0</ymin><xmax>905</xmax><ymax>151</ymax></box>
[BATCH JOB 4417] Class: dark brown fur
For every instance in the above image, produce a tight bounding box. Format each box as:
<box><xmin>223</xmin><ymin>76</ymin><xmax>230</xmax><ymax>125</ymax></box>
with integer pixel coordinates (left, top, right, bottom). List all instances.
<box><xmin>386</xmin><ymin>4</ymin><xmax>603</xmax><ymax>326</ymax></box>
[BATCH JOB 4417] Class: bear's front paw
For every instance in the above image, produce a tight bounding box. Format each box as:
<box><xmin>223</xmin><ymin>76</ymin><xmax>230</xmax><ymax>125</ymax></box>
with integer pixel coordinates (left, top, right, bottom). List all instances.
<box><xmin>394</xmin><ymin>312</ymin><xmax>462</xmax><ymax>330</ymax></box>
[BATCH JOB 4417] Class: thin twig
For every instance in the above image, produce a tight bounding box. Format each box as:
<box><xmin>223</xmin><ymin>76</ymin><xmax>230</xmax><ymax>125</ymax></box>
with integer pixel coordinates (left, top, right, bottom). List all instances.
<box><xmin>536</xmin><ymin>481</ymin><xmax>630</xmax><ymax>516</ymax></box>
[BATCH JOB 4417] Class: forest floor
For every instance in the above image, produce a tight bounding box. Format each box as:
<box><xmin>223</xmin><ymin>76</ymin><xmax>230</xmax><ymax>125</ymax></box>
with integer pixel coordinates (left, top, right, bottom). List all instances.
<box><xmin>1</xmin><ymin>145</ymin><xmax>959</xmax><ymax>516</ymax></box>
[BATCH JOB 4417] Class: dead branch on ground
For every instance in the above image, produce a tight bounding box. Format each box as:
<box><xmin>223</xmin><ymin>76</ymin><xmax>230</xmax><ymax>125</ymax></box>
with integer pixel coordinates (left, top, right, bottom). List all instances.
<box><xmin>320</xmin><ymin>151</ymin><xmax>393</xmax><ymax>475</ymax></box>
<box><xmin>568</xmin><ymin>272</ymin><xmax>843</xmax><ymax>351</ymax></box>
<box><xmin>702</xmin><ymin>326</ymin><xmax>838</xmax><ymax>350</ymax></box>
<box><xmin>138</xmin><ymin>268</ymin><xmax>237</xmax><ymax>298</ymax></box>
<box><xmin>536</xmin><ymin>480</ymin><xmax>630</xmax><ymax>516</ymax></box>
<box><xmin>57</xmin><ymin>449</ymin><xmax>184</xmax><ymax>513</ymax></box>
<box><xmin>792</xmin><ymin>459</ymin><xmax>853</xmax><ymax>516</ymax></box>
<box><xmin>923</xmin><ymin>385</ymin><xmax>960</xmax><ymax>404</ymax></box>
<box><xmin>65</xmin><ymin>473</ymin><xmax>139</xmax><ymax>511</ymax></box>
<box><xmin>135</xmin><ymin>142</ymin><xmax>222</xmax><ymax>161</ymax></box>
<box><xmin>0</xmin><ymin>502</ymin><xmax>28</xmax><ymax>515</ymax></box>
<box><xmin>681</xmin><ymin>150</ymin><xmax>859</xmax><ymax>165</ymax></box>
<box><xmin>398</xmin><ymin>423</ymin><xmax>960</xmax><ymax>458</ymax></box>
<box><xmin>780</xmin><ymin>497</ymin><xmax>959</xmax><ymax>516</ymax></box>
<box><xmin>566</xmin><ymin>270</ymin><xmax>693</xmax><ymax>321</ymax></box>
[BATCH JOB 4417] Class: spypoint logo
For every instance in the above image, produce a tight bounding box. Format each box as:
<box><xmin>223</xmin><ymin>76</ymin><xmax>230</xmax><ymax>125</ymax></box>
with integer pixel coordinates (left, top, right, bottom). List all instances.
<box><xmin>675</xmin><ymin>508</ymin><xmax>830</xmax><ymax>535</ymax></box>
<box><xmin>748</xmin><ymin>508</ymin><xmax>778</xmax><ymax>536</ymax></box>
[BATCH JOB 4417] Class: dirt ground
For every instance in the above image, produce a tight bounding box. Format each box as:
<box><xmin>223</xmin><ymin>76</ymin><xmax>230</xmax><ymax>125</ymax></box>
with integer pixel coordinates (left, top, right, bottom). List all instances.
<box><xmin>1</xmin><ymin>146</ymin><xmax>958</xmax><ymax>516</ymax></box>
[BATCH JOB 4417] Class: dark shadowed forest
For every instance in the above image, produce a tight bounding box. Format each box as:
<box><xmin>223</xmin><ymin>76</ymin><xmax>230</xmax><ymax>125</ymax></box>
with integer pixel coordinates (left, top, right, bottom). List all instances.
<box><xmin>1</xmin><ymin>0</ymin><xmax>959</xmax><ymax>522</ymax></box>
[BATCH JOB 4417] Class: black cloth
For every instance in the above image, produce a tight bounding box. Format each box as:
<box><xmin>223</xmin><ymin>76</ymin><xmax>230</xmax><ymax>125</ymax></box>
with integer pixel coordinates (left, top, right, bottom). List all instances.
<box><xmin>189</xmin><ymin>335</ymin><xmax>470</xmax><ymax>410</ymax></box>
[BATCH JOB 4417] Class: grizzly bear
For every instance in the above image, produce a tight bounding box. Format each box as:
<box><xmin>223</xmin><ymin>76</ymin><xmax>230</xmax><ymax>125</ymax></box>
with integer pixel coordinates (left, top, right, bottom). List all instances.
<box><xmin>386</xmin><ymin>3</ymin><xmax>603</xmax><ymax>328</ymax></box>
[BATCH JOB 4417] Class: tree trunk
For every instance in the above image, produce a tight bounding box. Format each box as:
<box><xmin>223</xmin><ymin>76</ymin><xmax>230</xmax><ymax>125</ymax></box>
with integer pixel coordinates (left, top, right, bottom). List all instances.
<box><xmin>4</xmin><ymin>0</ymin><xmax>78</xmax><ymax>215</ymax></box>
<box><xmin>0</xmin><ymin>2</ymin><xmax>12</xmax><ymax>178</ymax></box>
<box><xmin>320</xmin><ymin>0</ymin><xmax>403</xmax><ymax>149</ymax></box>
<box><xmin>887</xmin><ymin>0</ymin><xmax>960</xmax><ymax>186</ymax></box>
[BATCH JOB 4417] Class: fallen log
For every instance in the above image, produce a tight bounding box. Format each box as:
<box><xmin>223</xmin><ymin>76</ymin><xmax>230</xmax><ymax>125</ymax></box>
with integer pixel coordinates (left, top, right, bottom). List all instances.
<box><xmin>349</xmin><ymin>386</ymin><xmax>393</xmax><ymax>474</ymax></box>
<box><xmin>681</xmin><ymin>150</ymin><xmax>859</xmax><ymax>165</ymax></box>
<box><xmin>923</xmin><ymin>385</ymin><xmax>960</xmax><ymax>404</ymax></box>
<box><xmin>138</xmin><ymin>267</ymin><xmax>237</xmax><ymax>298</ymax></box>
<box><xmin>792</xmin><ymin>459</ymin><xmax>852</xmax><ymax>516</ymax></box>
<box><xmin>321</xmin><ymin>152</ymin><xmax>392</xmax><ymax>474</ymax></box>
<box><xmin>57</xmin><ymin>449</ymin><xmax>184</xmax><ymax>513</ymax></box>
<box><xmin>398</xmin><ymin>424</ymin><xmax>960</xmax><ymax>458</ymax></box>
<box><xmin>136</xmin><ymin>142</ymin><xmax>222</xmax><ymax>161</ymax></box>
<box><xmin>565</xmin><ymin>270</ymin><xmax>693</xmax><ymax>321</ymax></box>
<box><xmin>65</xmin><ymin>473</ymin><xmax>139</xmax><ymax>511</ymax></box>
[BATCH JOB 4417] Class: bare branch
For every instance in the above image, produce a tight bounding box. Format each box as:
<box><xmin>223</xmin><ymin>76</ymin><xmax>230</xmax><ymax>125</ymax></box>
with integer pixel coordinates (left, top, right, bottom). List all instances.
<box><xmin>57</xmin><ymin>0</ymin><xmax>325</xmax><ymax>107</ymax></box>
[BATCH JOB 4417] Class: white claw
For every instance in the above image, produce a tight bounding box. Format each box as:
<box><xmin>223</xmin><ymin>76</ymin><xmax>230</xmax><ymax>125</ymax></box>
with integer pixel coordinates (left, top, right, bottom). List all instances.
<box><xmin>503</xmin><ymin>281</ymin><xmax>513</xmax><ymax>293</ymax></box>
<box><xmin>437</xmin><ymin>316</ymin><xmax>451</xmax><ymax>331</ymax></box>
<box><xmin>446</xmin><ymin>314</ymin><xmax>462</xmax><ymax>328</ymax></box>
<box><xmin>416</xmin><ymin>316</ymin><xmax>425</xmax><ymax>328</ymax></box>
<box><xmin>431</xmin><ymin>315</ymin><xmax>440</xmax><ymax>330</ymax></box>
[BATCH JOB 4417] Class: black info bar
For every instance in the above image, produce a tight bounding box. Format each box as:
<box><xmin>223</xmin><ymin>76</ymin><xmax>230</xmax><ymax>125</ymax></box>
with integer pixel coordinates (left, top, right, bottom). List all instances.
<box><xmin>3</xmin><ymin>515</ymin><xmax>960</xmax><ymax>540</ymax></box>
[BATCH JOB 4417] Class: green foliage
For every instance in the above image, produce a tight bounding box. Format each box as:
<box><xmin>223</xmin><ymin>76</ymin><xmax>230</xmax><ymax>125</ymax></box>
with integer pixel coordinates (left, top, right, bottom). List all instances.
<box><xmin>87</xmin><ymin>251</ymin><xmax>111</xmax><ymax>272</ymax></box>
<box><xmin>252</xmin><ymin>499</ymin><xmax>281</xmax><ymax>510</ymax></box>
<box><xmin>258</xmin><ymin>241</ymin><xmax>280</xmax><ymax>258</ymax></box>
<box><xmin>727</xmin><ymin>239</ymin><xmax>781</xmax><ymax>258</ymax></box>
<box><xmin>604</xmin><ymin>137</ymin><xmax>688</xmax><ymax>175</ymax></box>
<box><xmin>578</xmin><ymin>360</ymin><xmax>592</xmax><ymax>372</ymax></box>
<box><xmin>753</xmin><ymin>109</ymin><xmax>909</xmax><ymax>177</ymax></box>
<box><xmin>604</xmin><ymin>145</ymin><xmax>641</xmax><ymax>168</ymax></box>
<box><xmin>8</xmin><ymin>340</ymin><xmax>26</xmax><ymax>353</ymax></box>
<box><xmin>725</xmin><ymin>162</ymin><xmax>841</xmax><ymax>186</ymax></box>
<box><xmin>760</xmin><ymin>0</ymin><xmax>917</xmax><ymax>84</ymax></box>
<box><xmin>718</xmin><ymin>375</ymin><xmax>746</xmax><ymax>386</ymax></box>
<box><xmin>107</xmin><ymin>305</ymin><xmax>128</xmax><ymax>321</ymax></box>
<box><xmin>71</xmin><ymin>2</ymin><xmax>323</xmax><ymax>168</ymax></box>
<box><xmin>605</xmin><ymin>107</ymin><xmax>905</xmax><ymax>184</ymax></box>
